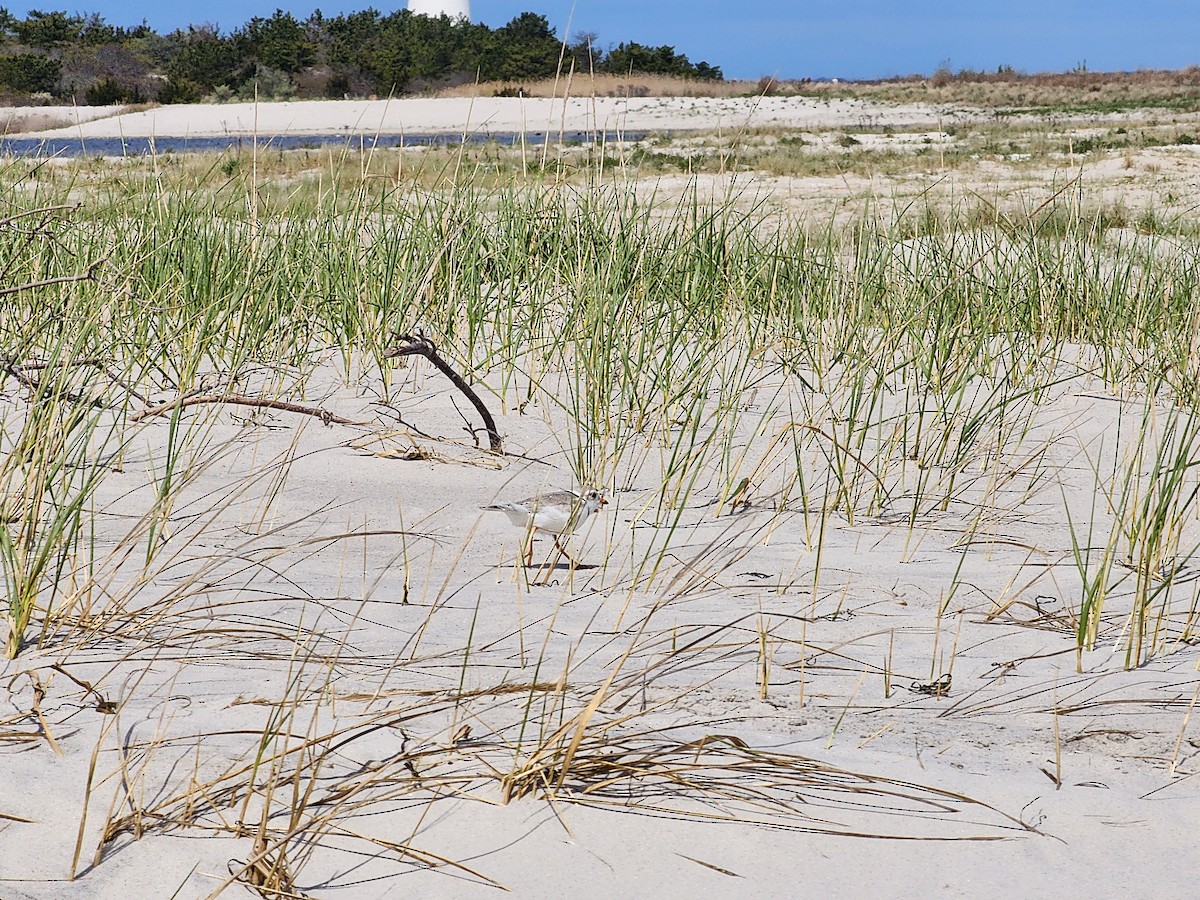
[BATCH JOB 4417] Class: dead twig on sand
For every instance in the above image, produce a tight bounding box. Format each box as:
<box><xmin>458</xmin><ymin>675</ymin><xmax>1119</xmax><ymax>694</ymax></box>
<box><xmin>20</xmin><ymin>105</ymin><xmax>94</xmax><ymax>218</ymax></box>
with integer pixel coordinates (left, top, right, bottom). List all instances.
<box><xmin>131</xmin><ymin>393</ymin><xmax>359</xmax><ymax>425</ymax></box>
<box><xmin>385</xmin><ymin>329</ymin><xmax>503</xmax><ymax>454</ymax></box>
<box><xmin>1</xmin><ymin>355</ymin><xmax>143</xmax><ymax>407</ymax></box>
<box><xmin>0</xmin><ymin>258</ymin><xmax>104</xmax><ymax>298</ymax></box>
<box><xmin>1</xmin><ymin>361</ymin><xmax>95</xmax><ymax>407</ymax></box>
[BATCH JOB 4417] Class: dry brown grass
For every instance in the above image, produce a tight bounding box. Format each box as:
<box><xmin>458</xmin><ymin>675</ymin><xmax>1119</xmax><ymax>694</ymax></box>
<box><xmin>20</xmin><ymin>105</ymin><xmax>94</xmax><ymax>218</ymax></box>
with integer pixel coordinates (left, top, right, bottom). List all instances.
<box><xmin>429</xmin><ymin>66</ymin><xmax>1200</xmax><ymax>110</ymax></box>
<box><xmin>432</xmin><ymin>73</ymin><xmax>751</xmax><ymax>99</ymax></box>
<box><xmin>0</xmin><ymin>109</ymin><xmax>83</xmax><ymax>133</ymax></box>
<box><xmin>779</xmin><ymin>66</ymin><xmax>1200</xmax><ymax>110</ymax></box>
<box><xmin>0</xmin><ymin>104</ymin><xmax>143</xmax><ymax>134</ymax></box>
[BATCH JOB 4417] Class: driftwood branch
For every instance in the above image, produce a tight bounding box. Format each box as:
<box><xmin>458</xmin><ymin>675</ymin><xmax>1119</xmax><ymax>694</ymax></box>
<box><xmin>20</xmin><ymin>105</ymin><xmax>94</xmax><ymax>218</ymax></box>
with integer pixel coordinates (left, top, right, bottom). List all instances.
<box><xmin>0</xmin><ymin>204</ymin><xmax>79</xmax><ymax>229</ymax></box>
<box><xmin>0</xmin><ymin>259</ymin><xmax>104</xmax><ymax>299</ymax></box>
<box><xmin>131</xmin><ymin>393</ymin><xmax>358</xmax><ymax>425</ymax></box>
<box><xmin>385</xmin><ymin>330</ymin><xmax>503</xmax><ymax>454</ymax></box>
<box><xmin>3</xmin><ymin>356</ymin><xmax>153</xmax><ymax>407</ymax></box>
<box><xmin>1</xmin><ymin>356</ymin><xmax>100</xmax><ymax>407</ymax></box>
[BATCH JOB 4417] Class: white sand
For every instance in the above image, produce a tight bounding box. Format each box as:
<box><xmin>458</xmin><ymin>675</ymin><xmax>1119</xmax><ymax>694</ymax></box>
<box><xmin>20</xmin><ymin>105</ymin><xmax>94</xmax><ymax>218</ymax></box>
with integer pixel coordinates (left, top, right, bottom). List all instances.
<box><xmin>18</xmin><ymin>96</ymin><xmax>985</xmax><ymax>140</ymax></box>
<box><xmin>1</xmin><ymin>347</ymin><xmax>1196</xmax><ymax>897</ymax></box>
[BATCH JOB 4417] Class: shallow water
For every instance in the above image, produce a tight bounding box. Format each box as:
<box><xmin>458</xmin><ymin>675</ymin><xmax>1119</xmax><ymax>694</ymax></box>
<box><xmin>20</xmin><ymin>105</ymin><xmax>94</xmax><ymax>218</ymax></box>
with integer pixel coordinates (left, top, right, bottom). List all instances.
<box><xmin>0</xmin><ymin>130</ymin><xmax>647</xmax><ymax>158</ymax></box>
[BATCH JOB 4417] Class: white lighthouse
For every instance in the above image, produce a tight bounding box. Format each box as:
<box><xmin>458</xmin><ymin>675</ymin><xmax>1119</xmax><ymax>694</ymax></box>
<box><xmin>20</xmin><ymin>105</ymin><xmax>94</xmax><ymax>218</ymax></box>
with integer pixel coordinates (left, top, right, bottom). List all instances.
<box><xmin>408</xmin><ymin>0</ymin><xmax>471</xmax><ymax>19</ymax></box>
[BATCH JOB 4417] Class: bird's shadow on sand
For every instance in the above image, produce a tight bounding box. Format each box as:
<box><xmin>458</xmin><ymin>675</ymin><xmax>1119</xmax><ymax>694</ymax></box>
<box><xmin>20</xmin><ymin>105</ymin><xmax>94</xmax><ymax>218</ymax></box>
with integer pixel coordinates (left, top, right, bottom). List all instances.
<box><xmin>498</xmin><ymin>562</ymin><xmax>601</xmax><ymax>577</ymax></box>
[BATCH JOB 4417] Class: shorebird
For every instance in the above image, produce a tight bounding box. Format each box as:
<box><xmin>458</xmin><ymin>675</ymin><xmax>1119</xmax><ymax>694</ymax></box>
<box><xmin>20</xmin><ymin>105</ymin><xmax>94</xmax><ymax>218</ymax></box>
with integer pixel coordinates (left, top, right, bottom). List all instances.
<box><xmin>484</xmin><ymin>488</ymin><xmax>607</xmax><ymax>567</ymax></box>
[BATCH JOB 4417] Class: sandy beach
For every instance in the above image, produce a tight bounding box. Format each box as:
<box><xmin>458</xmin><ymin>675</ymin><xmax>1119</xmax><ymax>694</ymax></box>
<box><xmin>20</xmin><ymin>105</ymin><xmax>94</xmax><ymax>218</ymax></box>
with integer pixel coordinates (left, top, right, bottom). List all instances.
<box><xmin>12</xmin><ymin>96</ymin><xmax>963</xmax><ymax>139</ymax></box>
<box><xmin>4</xmin><ymin>348</ymin><xmax>1197</xmax><ymax>897</ymax></box>
<box><xmin>2</xmin><ymin>95</ymin><xmax>1199</xmax><ymax>898</ymax></box>
<box><xmin>12</xmin><ymin>94</ymin><xmax>1192</xmax><ymax>144</ymax></box>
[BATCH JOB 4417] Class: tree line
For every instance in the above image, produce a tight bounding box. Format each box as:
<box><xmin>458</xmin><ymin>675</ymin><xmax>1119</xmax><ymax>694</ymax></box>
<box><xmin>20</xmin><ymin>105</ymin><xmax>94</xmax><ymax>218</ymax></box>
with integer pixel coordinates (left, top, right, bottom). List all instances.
<box><xmin>0</xmin><ymin>8</ymin><xmax>724</xmax><ymax>105</ymax></box>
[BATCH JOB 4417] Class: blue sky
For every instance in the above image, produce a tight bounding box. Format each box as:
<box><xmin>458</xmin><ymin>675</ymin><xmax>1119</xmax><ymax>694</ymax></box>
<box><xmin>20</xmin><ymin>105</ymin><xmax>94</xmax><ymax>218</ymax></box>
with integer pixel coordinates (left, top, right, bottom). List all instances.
<box><xmin>15</xmin><ymin>1</ymin><xmax>1199</xmax><ymax>79</ymax></box>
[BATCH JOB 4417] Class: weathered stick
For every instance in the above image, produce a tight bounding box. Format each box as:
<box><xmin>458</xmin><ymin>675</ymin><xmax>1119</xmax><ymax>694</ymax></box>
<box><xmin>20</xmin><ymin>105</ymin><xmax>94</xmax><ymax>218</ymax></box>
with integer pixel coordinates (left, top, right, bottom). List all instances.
<box><xmin>0</xmin><ymin>204</ymin><xmax>78</xmax><ymax>229</ymax></box>
<box><xmin>2</xmin><ymin>356</ymin><xmax>149</xmax><ymax>406</ymax></box>
<box><xmin>0</xmin><ymin>259</ymin><xmax>103</xmax><ymax>298</ymax></box>
<box><xmin>131</xmin><ymin>393</ymin><xmax>358</xmax><ymax>425</ymax></box>
<box><xmin>385</xmin><ymin>330</ymin><xmax>503</xmax><ymax>454</ymax></box>
<box><xmin>1</xmin><ymin>355</ymin><xmax>98</xmax><ymax>407</ymax></box>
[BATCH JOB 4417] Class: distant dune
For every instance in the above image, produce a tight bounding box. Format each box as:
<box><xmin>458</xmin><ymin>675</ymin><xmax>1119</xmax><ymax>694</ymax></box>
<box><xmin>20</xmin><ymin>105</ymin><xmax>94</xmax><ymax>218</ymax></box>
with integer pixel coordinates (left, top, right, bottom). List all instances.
<box><xmin>16</xmin><ymin>96</ymin><xmax>960</xmax><ymax>140</ymax></box>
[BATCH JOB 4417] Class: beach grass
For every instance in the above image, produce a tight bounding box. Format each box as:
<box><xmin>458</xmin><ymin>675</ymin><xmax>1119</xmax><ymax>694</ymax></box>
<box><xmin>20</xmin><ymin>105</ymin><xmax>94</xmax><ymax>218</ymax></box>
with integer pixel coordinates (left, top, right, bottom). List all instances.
<box><xmin>2</xmin><ymin>131</ymin><xmax>1199</xmax><ymax>891</ymax></box>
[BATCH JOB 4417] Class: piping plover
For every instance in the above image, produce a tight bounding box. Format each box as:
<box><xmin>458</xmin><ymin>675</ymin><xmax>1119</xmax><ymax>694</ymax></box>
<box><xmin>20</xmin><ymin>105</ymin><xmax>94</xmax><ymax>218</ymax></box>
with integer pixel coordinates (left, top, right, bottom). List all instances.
<box><xmin>484</xmin><ymin>488</ymin><xmax>607</xmax><ymax>567</ymax></box>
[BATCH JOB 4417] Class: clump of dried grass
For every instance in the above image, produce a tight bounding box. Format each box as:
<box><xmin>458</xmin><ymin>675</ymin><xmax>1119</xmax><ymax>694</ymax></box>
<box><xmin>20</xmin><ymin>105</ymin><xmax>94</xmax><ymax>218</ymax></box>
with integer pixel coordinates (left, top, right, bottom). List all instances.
<box><xmin>502</xmin><ymin>729</ymin><xmax>1035</xmax><ymax>838</ymax></box>
<box><xmin>433</xmin><ymin>73</ymin><xmax>751</xmax><ymax>99</ymax></box>
<box><xmin>0</xmin><ymin>110</ymin><xmax>81</xmax><ymax>133</ymax></box>
<box><xmin>0</xmin><ymin>105</ymin><xmax>138</xmax><ymax>134</ymax></box>
<box><xmin>434</xmin><ymin>64</ymin><xmax>1200</xmax><ymax>111</ymax></box>
<box><xmin>786</xmin><ymin>65</ymin><xmax>1200</xmax><ymax>110</ymax></box>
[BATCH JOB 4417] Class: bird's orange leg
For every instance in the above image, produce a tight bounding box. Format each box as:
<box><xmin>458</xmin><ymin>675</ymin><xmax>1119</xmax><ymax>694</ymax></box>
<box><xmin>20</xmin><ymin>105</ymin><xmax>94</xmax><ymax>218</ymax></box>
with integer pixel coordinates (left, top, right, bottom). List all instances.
<box><xmin>553</xmin><ymin>536</ymin><xmax>585</xmax><ymax>568</ymax></box>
